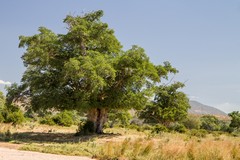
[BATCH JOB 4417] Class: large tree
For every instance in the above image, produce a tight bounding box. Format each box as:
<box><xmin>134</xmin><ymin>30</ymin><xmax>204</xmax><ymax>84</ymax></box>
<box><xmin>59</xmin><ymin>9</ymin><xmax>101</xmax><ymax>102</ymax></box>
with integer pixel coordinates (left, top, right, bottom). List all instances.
<box><xmin>10</xmin><ymin>10</ymin><xmax>176</xmax><ymax>134</ymax></box>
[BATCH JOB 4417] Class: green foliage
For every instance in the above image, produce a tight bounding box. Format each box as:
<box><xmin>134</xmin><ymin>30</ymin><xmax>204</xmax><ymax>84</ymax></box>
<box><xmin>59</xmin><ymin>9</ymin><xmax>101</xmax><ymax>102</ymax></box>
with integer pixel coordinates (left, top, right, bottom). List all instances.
<box><xmin>10</xmin><ymin>10</ymin><xmax>180</xmax><ymax>133</ymax></box>
<box><xmin>40</xmin><ymin>110</ymin><xmax>75</xmax><ymax>127</ymax></box>
<box><xmin>183</xmin><ymin>115</ymin><xmax>201</xmax><ymax>129</ymax></box>
<box><xmin>0</xmin><ymin>91</ymin><xmax>5</xmax><ymax>108</ymax></box>
<box><xmin>218</xmin><ymin>119</ymin><xmax>230</xmax><ymax>132</ymax></box>
<box><xmin>229</xmin><ymin>111</ymin><xmax>240</xmax><ymax>129</ymax></box>
<box><xmin>139</xmin><ymin>82</ymin><xmax>190</xmax><ymax>126</ymax></box>
<box><xmin>0</xmin><ymin>114</ymin><xmax>4</xmax><ymax>123</ymax></box>
<box><xmin>1</xmin><ymin>102</ymin><xmax>25</xmax><ymax>125</ymax></box>
<box><xmin>169</xmin><ymin>123</ymin><xmax>187</xmax><ymax>133</ymax></box>
<box><xmin>151</xmin><ymin>124</ymin><xmax>168</xmax><ymax>134</ymax></box>
<box><xmin>39</xmin><ymin>116</ymin><xmax>55</xmax><ymax>126</ymax></box>
<box><xmin>0</xmin><ymin>91</ymin><xmax>5</xmax><ymax>122</ymax></box>
<box><xmin>5</xmin><ymin>110</ymin><xmax>25</xmax><ymax>125</ymax></box>
<box><xmin>200</xmin><ymin>115</ymin><xmax>221</xmax><ymax>131</ymax></box>
<box><xmin>52</xmin><ymin>110</ymin><xmax>74</xmax><ymax>127</ymax></box>
<box><xmin>1</xmin><ymin>87</ymin><xmax>27</xmax><ymax>125</ymax></box>
<box><xmin>108</xmin><ymin>110</ymin><xmax>132</xmax><ymax>127</ymax></box>
<box><xmin>188</xmin><ymin>129</ymin><xmax>208</xmax><ymax>138</ymax></box>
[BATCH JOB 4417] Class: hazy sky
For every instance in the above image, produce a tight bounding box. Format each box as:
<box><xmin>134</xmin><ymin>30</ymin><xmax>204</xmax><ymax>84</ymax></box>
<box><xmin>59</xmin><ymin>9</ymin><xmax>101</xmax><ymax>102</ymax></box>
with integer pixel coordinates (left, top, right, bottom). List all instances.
<box><xmin>1</xmin><ymin>1</ymin><xmax>240</xmax><ymax>113</ymax></box>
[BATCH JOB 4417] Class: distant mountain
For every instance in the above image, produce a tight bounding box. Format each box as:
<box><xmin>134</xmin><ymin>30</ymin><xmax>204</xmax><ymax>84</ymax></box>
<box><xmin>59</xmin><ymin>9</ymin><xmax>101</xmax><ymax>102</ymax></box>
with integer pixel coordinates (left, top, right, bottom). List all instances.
<box><xmin>189</xmin><ymin>100</ymin><xmax>227</xmax><ymax>116</ymax></box>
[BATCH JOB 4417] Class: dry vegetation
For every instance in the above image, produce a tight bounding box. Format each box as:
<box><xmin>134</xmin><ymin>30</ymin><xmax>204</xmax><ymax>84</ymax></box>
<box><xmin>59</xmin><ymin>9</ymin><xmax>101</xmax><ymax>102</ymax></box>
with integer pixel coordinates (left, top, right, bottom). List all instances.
<box><xmin>0</xmin><ymin>123</ymin><xmax>240</xmax><ymax>160</ymax></box>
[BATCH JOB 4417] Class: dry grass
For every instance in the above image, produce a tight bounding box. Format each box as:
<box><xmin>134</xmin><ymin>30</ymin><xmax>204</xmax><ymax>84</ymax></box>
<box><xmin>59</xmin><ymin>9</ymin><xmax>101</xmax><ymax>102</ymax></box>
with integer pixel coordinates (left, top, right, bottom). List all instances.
<box><xmin>1</xmin><ymin>123</ymin><xmax>240</xmax><ymax>159</ymax></box>
<box><xmin>95</xmin><ymin>134</ymin><xmax>240</xmax><ymax>160</ymax></box>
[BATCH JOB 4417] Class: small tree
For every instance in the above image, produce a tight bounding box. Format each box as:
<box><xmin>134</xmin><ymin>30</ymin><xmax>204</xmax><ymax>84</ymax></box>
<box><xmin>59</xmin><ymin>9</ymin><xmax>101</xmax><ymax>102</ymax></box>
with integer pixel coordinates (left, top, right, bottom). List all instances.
<box><xmin>182</xmin><ymin>115</ymin><xmax>201</xmax><ymax>130</ymax></box>
<box><xmin>200</xmin><ymin>115</ymin><xmax>220</xmax><ymax>131</ymax></box>
<box><xmin>139</xmin><ymin>82</ymin><xmax>190</xmax><ymax>126</ymax></box>
<box><xmin>229</xmin><ymin>111</ymin><xmax>240</xmax><ymax>129</ymax></box>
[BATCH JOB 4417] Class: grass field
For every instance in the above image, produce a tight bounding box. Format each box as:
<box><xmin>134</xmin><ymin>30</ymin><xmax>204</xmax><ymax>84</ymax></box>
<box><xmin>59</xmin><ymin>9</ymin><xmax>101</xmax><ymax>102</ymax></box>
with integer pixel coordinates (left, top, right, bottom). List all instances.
<box><xmin>0</xmin><ymin>123</ymin><xmax>240</xmax><ymax>160</ymax></box>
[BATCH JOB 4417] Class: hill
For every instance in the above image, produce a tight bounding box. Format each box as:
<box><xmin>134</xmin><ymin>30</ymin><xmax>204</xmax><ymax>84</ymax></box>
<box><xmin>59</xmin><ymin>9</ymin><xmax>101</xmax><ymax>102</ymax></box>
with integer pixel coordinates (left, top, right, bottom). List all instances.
<box><xmin>189</xmin><ymin>100</ymin><xmax>227</xmax><ymax>116</ymax></box>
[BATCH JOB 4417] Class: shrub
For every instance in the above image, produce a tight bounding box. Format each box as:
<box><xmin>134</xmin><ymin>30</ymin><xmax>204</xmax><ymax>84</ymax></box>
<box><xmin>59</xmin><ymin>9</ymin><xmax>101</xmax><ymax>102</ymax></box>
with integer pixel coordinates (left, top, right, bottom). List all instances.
<box><xmin>183</xmin><ymin>115</ymin><xmax>201</xmax><ymax>129</ymax></box>
<box><xmin>219</xmin><ymin>120</ymin><xmax>230</xmax><ymax>132</ymax></box>
<box><xmin>52</xmin><ymin>110</ymin><xmax>74</xmax><ymax>127</ymax></box>
<box><xmin>39</xmin><ymin>116</ymin><xmax>55</xmax><ymax>126</ymax></box>
<box><xmin>5</xmin><ymin>110</ymin><xmax>25</xmax><ymax>125</ymax></box>
<box><xmin>142</xmin><ymin>124</ymin><xmax>153</xmax><ymax>131</ymax></box>
<box><xmin>151</xmin><ymin>124</ymin><xmax>168</xmax><ymax>134</ymax></box>
<box><xmin>229</xmin><ymin>111</ymin><xmax>240</xmax><ymax>129</ymax></box>
<box><xmin>189</xmin><ymin>129</ymin><xmax>208</xmax><ymax>138</ymax></box>
<box><xmin>200</xmin><ymin>115</ymin><xmax>221</xmax><ymax>131</ymax></box>
<box><xmin>169</xmin><ymin>123</ymin><xmax>187</xmax><ymax>133</ymax></box>
<box><xmin>128</xmin><ymin>124</ymin><xmax>141</xmax><ymax>130</ymax></box>
<box><xmin>0</xmin><ymin>113</ymin><xmax>4</xmax><ymax>123</ymax></box>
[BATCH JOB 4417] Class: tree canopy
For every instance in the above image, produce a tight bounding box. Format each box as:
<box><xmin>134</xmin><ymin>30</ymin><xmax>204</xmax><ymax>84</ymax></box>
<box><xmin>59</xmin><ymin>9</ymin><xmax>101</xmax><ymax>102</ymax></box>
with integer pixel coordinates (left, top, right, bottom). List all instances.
<box><xmin>9</xmin><ymin>10</ymin><xmax>180</xmax><ymax>133</ymax></box>
<box><xmin>139</xmin><ymin>82</ymin><xmax>190</xmax><ymax>126</ymax></box>
<box><xmin>229</xmin><ymin>111</ymin><xmax>240</xmax><ymax>129</ymax></box>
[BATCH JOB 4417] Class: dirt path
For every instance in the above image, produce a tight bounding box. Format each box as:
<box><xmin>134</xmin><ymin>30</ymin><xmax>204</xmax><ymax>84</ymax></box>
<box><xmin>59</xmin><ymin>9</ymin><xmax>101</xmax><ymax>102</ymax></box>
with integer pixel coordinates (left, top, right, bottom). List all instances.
<box><xmin>0</xmin><ymin>144</ymin><xmax>94</xmax><ymax>160</ymax></box>
<box><xmin>0</xmin><ymin>147</ymin><xmax>94</xmax><ymax>160</ymax></box>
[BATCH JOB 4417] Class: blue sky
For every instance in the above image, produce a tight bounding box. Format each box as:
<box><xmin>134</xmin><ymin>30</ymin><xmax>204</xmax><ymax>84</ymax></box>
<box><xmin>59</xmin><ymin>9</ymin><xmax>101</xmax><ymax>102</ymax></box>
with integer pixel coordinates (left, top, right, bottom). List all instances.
<box><xmin>0</xmin><ymin>1</ymin><xmax>240</xmax><ymax>113</ymax></box>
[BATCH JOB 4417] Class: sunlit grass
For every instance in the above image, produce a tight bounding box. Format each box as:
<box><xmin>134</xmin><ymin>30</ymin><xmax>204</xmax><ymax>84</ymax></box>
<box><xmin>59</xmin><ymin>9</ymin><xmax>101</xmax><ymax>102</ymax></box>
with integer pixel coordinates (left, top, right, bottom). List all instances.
<box><xmin>1</xmin><ymin>123</ymin><xmax>240</xmax><ymax>159</ymax></box>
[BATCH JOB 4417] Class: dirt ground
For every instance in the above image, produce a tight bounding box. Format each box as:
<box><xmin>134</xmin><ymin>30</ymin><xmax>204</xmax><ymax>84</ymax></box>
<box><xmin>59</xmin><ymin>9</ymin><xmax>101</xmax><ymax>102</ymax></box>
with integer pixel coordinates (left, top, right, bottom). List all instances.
<box><xmin>0</xmin><ymin>142</ymin><xmax>94</xmax><ymax>160</ymax></box>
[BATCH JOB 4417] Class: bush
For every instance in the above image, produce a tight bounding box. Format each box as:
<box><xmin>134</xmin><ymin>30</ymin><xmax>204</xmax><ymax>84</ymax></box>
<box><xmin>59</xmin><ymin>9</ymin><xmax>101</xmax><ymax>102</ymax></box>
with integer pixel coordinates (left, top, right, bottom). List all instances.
<box><xmin>39</xmin><ymin>116</ymin><xmax>55</xmax><ymax>126</ymax></box>
<box><xmin>169</xmin><ymin>123</ymin><xmax>187</xmax><ymax>133</ymax></box>
<box><xmin>219</xmin><ymin>120</ymin><xmax>230</xmax><ymax>132</ymax></box>
<box><xmin>0</xmin><ymin>113</ymin><xmax>4</xmax><ymax>123</ymax></box>
<box><xmin>188</xmin><ymin>129</ymin><xmax>208</xmax><ymax>138</ymax></box>
<box><xmin>52</xmin><ymin>110</ymin><xmax>74</xmax><ymax>127</ymax></box>
<box><xmin>5</xmin><ymin>110</ymin><xmax>25</xmax><ymax>125</ymax></box>
<box><xmin>151</xmin><ymin>124</ymin><xmax>168</xmax><ymax>134</ymax></box>
<box><xmin>183</xmin><ymin>115</ymin><xmax>201</xmax><ymax>129</ymax></box>
<box><xmin>200</xmin><ymin>115</ymin><xmax>221</xmax><ymax>131</ymax></box>
<box><xmin>128</xmin><ymin>124</ymin><xmax>141</xmax><ymax>130</ymax></box>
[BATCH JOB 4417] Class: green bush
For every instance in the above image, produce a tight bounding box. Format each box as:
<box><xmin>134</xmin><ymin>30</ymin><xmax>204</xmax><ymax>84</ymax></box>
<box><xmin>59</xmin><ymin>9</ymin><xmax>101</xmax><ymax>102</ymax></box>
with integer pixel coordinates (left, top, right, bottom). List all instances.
<box><xmin>0</xmin><ymin>113</ymin><xmax>5</xmax><ymax>123</ymax></box>
<box><xmin>128</xmin><ymin>124</ymin><xmax>141</xmax><ymax>130</ymax></box>
<box><xmin>142</xmin><ymin>124</ymin><xmax>153</xmax><ymax>131</ymax></box>
<box><xmin>5</xmin><ymin>110</ymin><xmax>25</xmax><ymax>125</ymax></box>
<box><xmin>151</xmin><ymin>124</ymin><xmax>168</xmax><ymax>134</ymax></box>
<box><xmin>200</xmin><ymin>115</ymin><xmax>220</xmax><ymax>131</ymax></box>
<box><xmin>39</xmin><ymin>116</ymin><xmax>55</xmax><ymax>126</ymax></box>
<box><xmin>183</xmin><ymin>115</ymin><xmax>201</xmax><ymax>129</ymax></box>
<box><xmin>188</xmin><ymin>129</ymin><xmax>208</xmax><ymax>138</ymax></box>
<box><xmin>169</xmin><ymin>123</ymin><xmax>187</xmax><ymax>133</ymax></box>
<box><xmin>52</xmin><ymin>110</ymin><xmax>74</xmax><ymax>127</ymax></box>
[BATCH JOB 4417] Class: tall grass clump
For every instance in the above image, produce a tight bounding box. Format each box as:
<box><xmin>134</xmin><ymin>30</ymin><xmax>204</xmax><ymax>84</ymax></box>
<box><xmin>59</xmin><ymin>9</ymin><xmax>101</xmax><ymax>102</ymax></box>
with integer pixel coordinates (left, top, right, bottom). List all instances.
<box><xmin>96</xmin><ymin>138</ymin><xmax>155</xmax><ymax>160</ymax></box>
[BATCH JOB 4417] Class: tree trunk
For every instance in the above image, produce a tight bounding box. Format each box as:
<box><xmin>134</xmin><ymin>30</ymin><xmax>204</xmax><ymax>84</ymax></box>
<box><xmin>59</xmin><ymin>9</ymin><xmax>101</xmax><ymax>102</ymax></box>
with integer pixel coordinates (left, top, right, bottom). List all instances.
<box><xmin>86</xmin><ymin>108</ymin><xmax>108</xmax><ymax>134</ymax></box>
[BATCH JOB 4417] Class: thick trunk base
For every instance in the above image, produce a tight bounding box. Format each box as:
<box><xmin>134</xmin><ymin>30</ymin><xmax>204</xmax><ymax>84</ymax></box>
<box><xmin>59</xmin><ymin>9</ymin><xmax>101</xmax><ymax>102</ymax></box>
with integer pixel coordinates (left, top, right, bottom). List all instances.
<box><xmin>78</xmin><ymin>108</ymin><xmax>107</xmax><ymax>135</ymax></box>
